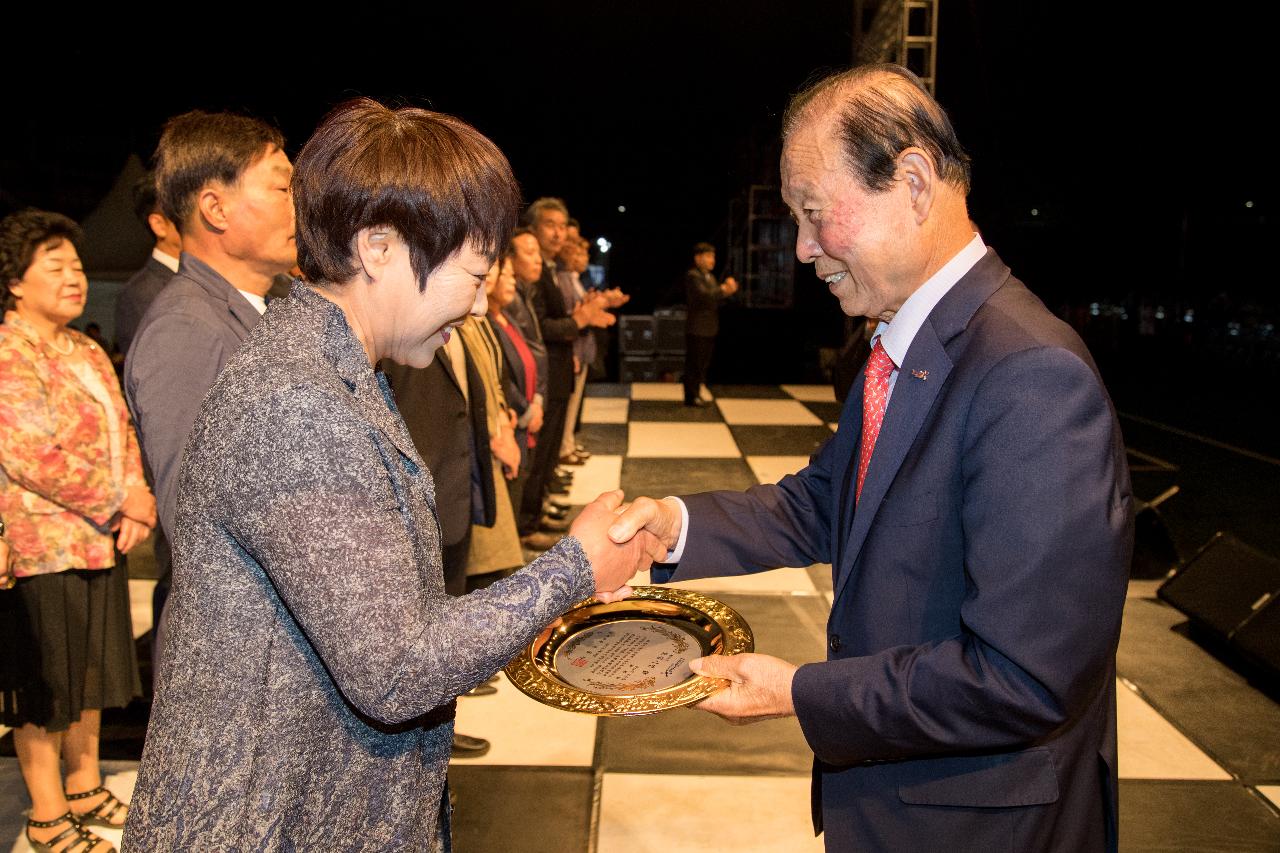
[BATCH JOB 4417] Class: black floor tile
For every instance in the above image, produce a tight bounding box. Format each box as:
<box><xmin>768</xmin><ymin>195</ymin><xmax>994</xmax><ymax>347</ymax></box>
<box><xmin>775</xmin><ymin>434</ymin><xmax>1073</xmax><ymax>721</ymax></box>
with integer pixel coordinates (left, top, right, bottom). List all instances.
<box><xmin>729</xmin><ymin>425</ymin><xmax>835</xmax><ymax>457</ymax></box>
<box><xmin>1119</xmin><ymin>780</ymin><xmax>1280</xmax><ymax>852</ymax></box>
<box><xmin>800</xmin><ymin>401</ymin><xmax>843</xmax><ymax>422</ymax></box>
<box><xmin>448</xmin><ymin>765</ymin><xmax>593</xmax><ymax>852</ymax></box>
<box><xmin>576</xmin><ymin>423</ymin><xmax>628</xmax><ymax>455</ymax></box>
<box><xmin>599</xmin><ymin>592</ymin><xmax>828</xmax><ymax>776</ymax></box>
<box><xmin>1117</xmin><ymin>598</ymin><xmax>1280</xmax><ymax>783</ymax></box>
<box><xmin>710</xmin><ymin>384</ymin><xmax>792</xmax><ymax>399</ymax></box>
<box><xmin>585</xmin><ymin>382</ymin><xmax>629</xmax><ymax>398</ymax></box>
<box><xmin>627</xmin><ymin>400</ymin><xmax>723</xmax><ymax>422</ymax></box>
<box><xmin>621</xmin><ymin>458</ymin><xmax>757</xmax><ymax>501</ymax></box>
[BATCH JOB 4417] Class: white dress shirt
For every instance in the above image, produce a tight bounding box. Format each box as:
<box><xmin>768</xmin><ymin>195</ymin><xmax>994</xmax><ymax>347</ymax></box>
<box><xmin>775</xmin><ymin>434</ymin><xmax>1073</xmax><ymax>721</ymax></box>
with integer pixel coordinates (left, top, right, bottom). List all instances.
<box><xmin>660</xmin><ymin>233</ymin><xmax>986</xmax><ymax>564</ymax></box>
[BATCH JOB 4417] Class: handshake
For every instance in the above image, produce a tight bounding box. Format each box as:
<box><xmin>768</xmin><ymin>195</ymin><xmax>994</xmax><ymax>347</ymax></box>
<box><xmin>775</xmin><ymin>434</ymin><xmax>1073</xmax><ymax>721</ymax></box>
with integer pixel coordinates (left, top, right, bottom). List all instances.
<box><xmin>566</xmin><ymin>490</ymin><xmax>683</xmax><ymax>602</ymax></box>
<box><xmin>562</xmin><ymin>489</ymin><xmax>799</xmax><ymax>724</ymax></box>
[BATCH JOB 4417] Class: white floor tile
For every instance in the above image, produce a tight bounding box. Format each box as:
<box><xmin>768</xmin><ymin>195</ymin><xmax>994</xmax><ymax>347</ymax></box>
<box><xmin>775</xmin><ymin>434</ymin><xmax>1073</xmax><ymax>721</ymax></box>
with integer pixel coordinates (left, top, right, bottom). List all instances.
<box><xmin>1258</xmin><ymin>785</ymin><xmax>1280</xmax><ymax>809</ymax></box>
<box><xmin>129</xmin><ymin>578</ymin><xmax>157</xmax><ymax>639</ymax></box>
<box><xmin>598</xmin><ymin>773</ymin><xmax>824</xmax><ymax>853</ymax></box>
<box><xmin>1116</xmin><ymin>680</ymin><xmax>1231</xmax><ymax>780</ymax></box>
<box><xmin>671</xmin><ymin>567</ymin><xmax>817</xmax><ymax>595</ymax></box>
<box><xmin>565</xmin><ymin>455</ymin><xmax>624</xmax><ymax>505</ymax></box>
<box><xmin>630</xmin><ymin>382</ymin><xmax>685</xmax><ymax>401</ymax></box>
<box><xmin>628</xmin><ymin>423</ymin><xmax>740</xmax><ymax>458</ymax></box>
<box><xmin>583</xmin><ymin>397</ymin><xmax>630</xmax><ymax>424</ymax></box>
<box><xmin>716</xmin><ymin>398</ymin><xmax>822</xmax><ymax>426</ymax></box>
<box><xmin>450</xmin><ymin>673</ymin><xmax>597</xmax><ymax>766</ymax></box>
<box><xmin>746</xmin><ymin>456</ymin><xmax>812</xmax><ymax>485</ymax></box>
<box><xmin>782</xmin><ymin>384</ymin><xmax>837</xmax><ymax>402</ymax></box>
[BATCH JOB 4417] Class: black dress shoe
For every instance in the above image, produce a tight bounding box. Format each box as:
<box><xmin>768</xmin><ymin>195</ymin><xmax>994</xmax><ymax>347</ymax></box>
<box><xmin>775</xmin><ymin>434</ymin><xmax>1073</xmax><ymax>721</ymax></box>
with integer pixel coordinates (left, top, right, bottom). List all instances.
<box><xmin>539</xmin><ymin>515</ymin><xmax>571</xmax><ymax>533</ymax></box>
<box><xmin>684</xmin><ymin>398</ymin><xmax>709</xmax><ymax>408</ymax></box>
<box><xmin>543</xmin><ymin>503</ymin><xmax>569</xmax><ymax>520</ymax></box>
<box><xmin>452</xmin><ymin>733</ymin><xmax>491</xmax><ymax>757</ymax></box>
<box><xmin>548</xmin><ymin>495</ymin><xmax>571</xmax><ymax>510</ymax></box>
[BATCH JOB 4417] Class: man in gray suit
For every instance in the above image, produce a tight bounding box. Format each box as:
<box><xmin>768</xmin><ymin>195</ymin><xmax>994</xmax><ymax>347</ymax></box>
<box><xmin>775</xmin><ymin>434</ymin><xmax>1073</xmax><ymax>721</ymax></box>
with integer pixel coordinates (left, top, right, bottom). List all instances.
<box><xmin>114</xmin><ymin>173</ymin><xmax>181</xmax><ymax>356</ymax></box>
<box><xmin>124</xmin><ymin>111</ymin><xmax>295</xmax><ymax>642</ymax></box>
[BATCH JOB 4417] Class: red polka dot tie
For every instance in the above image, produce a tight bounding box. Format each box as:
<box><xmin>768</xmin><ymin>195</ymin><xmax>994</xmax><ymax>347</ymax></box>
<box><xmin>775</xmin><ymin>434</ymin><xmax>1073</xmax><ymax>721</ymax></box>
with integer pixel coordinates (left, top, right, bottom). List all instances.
<box><xmin>856</xmin><ymin>339</ymin><xmax>896</xmax><ymax>503</ymax></box>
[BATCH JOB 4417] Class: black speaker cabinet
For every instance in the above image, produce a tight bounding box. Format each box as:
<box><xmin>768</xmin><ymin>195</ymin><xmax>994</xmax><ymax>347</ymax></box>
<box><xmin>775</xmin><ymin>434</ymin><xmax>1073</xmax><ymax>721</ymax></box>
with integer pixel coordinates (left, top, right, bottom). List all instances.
<box><xmin>1158</xmin><ymin>532</ymin><xmax>1280</xmax><ymax>642</ymax></box>
<box><xmin>1232</xmin><ymin>595</ymin><xmax>1280</xmax><ymax>678</ymax></box>
<box><xmin>619</xmin><ymin>316</ymin><xmax>655</xmax><ymax>355</ymax></box>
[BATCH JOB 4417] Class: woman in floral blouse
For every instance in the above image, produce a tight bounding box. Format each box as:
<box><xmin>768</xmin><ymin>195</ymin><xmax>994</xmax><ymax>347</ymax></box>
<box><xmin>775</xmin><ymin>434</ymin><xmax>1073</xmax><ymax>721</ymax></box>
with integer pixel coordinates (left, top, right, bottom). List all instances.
<box><xmin>0</xmin><ymin>209</ymin><xmax>155</xmax><ymax>853</ymax></box>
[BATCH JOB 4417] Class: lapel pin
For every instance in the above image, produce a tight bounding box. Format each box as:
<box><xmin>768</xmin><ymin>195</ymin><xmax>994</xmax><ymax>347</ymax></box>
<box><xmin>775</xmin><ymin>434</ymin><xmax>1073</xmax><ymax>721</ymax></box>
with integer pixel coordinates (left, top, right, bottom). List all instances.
<box><xmin>911</xmin><ymin>369</ymin><xmax>929</xmax><ymax>381</ymax></box>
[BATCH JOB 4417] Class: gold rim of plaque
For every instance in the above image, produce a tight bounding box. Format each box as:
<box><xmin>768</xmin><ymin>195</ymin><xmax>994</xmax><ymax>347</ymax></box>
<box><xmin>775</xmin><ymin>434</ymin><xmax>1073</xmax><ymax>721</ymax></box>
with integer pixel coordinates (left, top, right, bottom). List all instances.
<box><xmin>504</xmin><ymin>585</ymin><xmax>754</xmax><ymax>716</ymax></box>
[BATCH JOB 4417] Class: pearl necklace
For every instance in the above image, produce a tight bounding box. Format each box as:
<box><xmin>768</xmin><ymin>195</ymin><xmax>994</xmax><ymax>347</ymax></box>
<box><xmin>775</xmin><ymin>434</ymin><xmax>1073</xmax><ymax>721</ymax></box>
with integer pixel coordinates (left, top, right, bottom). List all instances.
<box><xmin>49</xmin><ymin>333</ymin><xmax>76</xmax><ymax>356</ymax></box>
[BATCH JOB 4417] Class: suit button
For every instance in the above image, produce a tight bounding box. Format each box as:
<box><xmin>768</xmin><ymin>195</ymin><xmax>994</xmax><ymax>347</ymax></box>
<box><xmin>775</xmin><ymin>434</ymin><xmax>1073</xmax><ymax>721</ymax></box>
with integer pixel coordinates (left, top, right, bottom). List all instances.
<box><xmin>829</xmin><ymin>634</ymin><xmax>842</xmax><ymax>653</ymax></box>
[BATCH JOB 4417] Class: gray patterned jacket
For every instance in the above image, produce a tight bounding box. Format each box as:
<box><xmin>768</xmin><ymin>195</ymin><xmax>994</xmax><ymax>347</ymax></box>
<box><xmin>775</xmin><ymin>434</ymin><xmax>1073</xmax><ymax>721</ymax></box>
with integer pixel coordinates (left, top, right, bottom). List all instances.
<box><xmin>123</xmin><ymin>284</ymin><xmax>594</xmax><ymax>851</ymax></box>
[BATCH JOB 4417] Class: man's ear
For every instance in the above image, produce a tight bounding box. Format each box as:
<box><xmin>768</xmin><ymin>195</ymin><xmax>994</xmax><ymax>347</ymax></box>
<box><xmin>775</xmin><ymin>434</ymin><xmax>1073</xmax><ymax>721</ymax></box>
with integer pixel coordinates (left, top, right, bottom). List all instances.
<box><xmin>354</xmin><ymin>227</ymin><xmax>394</xmax><ymax>282</ymax></box>
<box><xmin>896</xmin><ymin>148</ymin><xmax>936</xmax><ymax>224</ymax></box>
<box><xmin>194</xmin><ymin>186</ymin><xmax>229</xmax><ymax>233</ymax></box>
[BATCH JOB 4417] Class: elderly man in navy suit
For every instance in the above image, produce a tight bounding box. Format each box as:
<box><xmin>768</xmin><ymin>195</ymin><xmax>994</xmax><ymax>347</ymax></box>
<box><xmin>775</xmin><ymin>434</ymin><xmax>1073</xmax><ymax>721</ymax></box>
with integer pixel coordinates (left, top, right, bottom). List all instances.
<box><xmin>610</xmin><ymin>64</ymin><xmax>1132</xmax><ymax>852</ymax></box>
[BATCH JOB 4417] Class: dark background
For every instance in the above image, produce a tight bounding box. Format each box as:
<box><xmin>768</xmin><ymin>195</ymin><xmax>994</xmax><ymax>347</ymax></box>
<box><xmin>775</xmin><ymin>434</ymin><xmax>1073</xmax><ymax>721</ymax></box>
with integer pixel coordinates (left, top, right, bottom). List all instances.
<box><xmin>2</xmin><ymin>4</ymin><xmax>1274</xmax><ymax>451</ymax></box>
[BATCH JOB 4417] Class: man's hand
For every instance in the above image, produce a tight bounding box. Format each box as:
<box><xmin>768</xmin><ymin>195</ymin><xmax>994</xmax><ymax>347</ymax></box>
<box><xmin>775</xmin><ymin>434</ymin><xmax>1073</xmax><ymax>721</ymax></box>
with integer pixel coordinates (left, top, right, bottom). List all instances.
<box><xmin>721</xmin><ymin>276</ymin><xmax>739</xmax><ymax>297</ymax></box>
<box><xmin>602</xmin><ymin>287</ymin><xmax>630</xmax><ymax>309</ymax></box>
<box><xmin>571</xmin><ymin>490</ymin><xmax>668</xmax><ymax>602</ymax></box>
<box><xmin>690</xmin><ymin>653</ymin><xmax>798</xmax><ymax>724</ymax></box>
<box><xmin>606</xmin><ymin>495</ymin><xmax>683</xmax><ymax>553</ymax></box>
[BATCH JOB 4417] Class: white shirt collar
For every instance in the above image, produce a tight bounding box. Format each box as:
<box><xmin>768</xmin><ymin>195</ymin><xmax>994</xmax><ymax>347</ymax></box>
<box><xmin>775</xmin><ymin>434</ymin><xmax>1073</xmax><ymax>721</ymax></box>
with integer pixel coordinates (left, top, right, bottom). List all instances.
<box><xmin>873</xmin><ymin>233</ymin><xmax>986</xmax><ymax>367</ymax></box>
<box><xmin>152</xmin><ymin>248</ymin><xmax>180</xmax><ymax>274</ymax></box>
<box><xmin>236</xmin><ymin>289</ymin><xmax>268</xmax><ymax>315</ymax></box>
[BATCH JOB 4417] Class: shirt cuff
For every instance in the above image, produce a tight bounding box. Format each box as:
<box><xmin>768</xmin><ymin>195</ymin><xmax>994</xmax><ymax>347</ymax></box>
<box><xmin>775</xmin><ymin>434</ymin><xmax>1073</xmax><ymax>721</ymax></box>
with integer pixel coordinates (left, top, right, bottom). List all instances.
<box><xmin>658</xmin><ymin>496</ymin><xmax>690</xmax><ymax>564</ymax></box>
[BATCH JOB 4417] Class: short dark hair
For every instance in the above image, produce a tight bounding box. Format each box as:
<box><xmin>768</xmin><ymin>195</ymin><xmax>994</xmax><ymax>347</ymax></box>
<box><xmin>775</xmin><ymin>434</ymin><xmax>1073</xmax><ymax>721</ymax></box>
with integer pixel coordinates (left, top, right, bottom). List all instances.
<box><xmin>783</xmin><ymin>63</ymin><xmax>971</xmax><ymax>194</ymax></box>
<box><xmin>154</xmin><ymin>110</ymin><xmax>285</xmax><ymax>231</ymax></box>
<box><xmin>293</xmin><ymin>98</ymin><xmax>521</xmax><ymax>288</ymax></box>
<box><xmin>567</xmin><ymin>217</ymin><xmax>580</xmax><ymax>230</ymax></box>
<box><xmin>692</xmin><ymin>242</ymin><xmax>715</xmax><ymax>257</ymax></box>
<box><xmin>524</xmin><ymin>197</ymin><xmax>569</xmax><ymax>227</ymax></box>
<box><xmin>131</xmin><ymin>172</ymin><xmax>160</xmax><ymax>226</ymax></box>
<box><xmin>0</xmin><ymin>209</ymin><xmax>81</xmax><ymax>311</ymax></box>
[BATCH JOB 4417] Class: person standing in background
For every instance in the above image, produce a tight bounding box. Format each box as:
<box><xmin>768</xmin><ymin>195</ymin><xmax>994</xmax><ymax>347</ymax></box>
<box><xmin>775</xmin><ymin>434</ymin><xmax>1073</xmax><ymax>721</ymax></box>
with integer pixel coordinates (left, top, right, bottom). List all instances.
<box><xmin>114</xmin><ymin>173</ymin><xmax>181</xmax><ymax>357</ymax></box>
<box><xmin>683</xmin><ymin>241</ymin><xmax>737</xmax><ymax>406</ymax></box>
<box><xmin>1</xmin><ymin>209</ymin><xmax>155</xmax><ymax>852</ymax></box>
<box><xmin>123</xmin><ymin>111</ymin><xmax>295</xmax><ymax>681</ymax></box>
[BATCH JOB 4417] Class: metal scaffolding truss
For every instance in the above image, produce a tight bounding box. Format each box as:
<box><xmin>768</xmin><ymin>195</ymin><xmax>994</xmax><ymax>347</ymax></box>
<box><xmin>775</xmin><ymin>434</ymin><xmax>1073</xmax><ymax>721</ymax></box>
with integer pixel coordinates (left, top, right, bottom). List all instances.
<box><xmin>854</xmin><ymin>0</ymin><xmax>939</xmax><ymax>93</ymax></box>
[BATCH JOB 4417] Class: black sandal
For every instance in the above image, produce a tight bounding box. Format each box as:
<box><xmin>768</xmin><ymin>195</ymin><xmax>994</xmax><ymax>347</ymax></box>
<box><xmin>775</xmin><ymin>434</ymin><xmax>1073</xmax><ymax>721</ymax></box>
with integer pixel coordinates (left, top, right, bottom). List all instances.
<box><xmin>65</xmin><ymin>785</ymin><xmax>128</xmax><ymax>829</ymax></box>
<box><xmin>25</xmin><ymin>812</ymin><xmax>111</xmax><ymax>852</ymax></box>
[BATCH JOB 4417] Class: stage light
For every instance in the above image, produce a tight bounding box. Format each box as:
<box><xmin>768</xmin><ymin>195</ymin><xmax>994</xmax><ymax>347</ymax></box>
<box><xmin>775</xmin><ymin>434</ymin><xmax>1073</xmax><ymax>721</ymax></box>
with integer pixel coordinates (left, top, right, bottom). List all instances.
<box><xmin>1246</xmin><ymin>200</ymin><xmax>1254</xmax><ymax>208</ymax></box>
<box><xmin>617</xmin><ymin>205</ymin><xmax>627</xmax><ymax>213</ymax></box>
<box><xmin>597</xmin><ymin>237</ymin><xmax>612</xmax><ymax>254</ymax></box>
<box><xmin>1031</xmin><ymin>208</ymin><xmax>1039</xmax><ymax>216</ymax></box>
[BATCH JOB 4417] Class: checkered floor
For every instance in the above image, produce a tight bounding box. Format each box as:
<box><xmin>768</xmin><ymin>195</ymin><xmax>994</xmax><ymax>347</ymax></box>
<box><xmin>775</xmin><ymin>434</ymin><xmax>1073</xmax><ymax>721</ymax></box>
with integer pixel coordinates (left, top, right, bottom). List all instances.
<box><xmin>3</xmin><ymin>382</ymin><xmax>1278</xmax><ymax>851</ymax></box>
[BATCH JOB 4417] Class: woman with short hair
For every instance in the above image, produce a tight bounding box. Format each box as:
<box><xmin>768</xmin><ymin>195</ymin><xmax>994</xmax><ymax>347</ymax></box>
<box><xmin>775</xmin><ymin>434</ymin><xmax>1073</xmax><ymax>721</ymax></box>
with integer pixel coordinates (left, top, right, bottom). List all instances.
<box><xmin>0</xmin><ymin>209</ymin><xmax>155</xmax><ymax>853</ymax></box>
<box><xmin>123</xmin><ymin>99</ymin><xmax>660</xmax><ymax>851</ymax></box>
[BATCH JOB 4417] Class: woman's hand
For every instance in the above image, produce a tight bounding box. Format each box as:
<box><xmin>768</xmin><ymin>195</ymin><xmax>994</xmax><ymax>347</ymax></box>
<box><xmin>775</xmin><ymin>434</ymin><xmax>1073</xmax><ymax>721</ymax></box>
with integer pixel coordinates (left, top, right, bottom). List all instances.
<box><xmin>0</xmin><ymin>535</ymin><xmax>15</xmax><ymax>590</ymax></box>
<box><xmin>570</xmin><ymin>490</ymin><xmax>668</xmax><ymax>601</ymax></box>
<box><xmin>114</xmin><ymin>517</ymin><xmax>152</xmax><ymax>554</ymax></box>
<box><xmin>490</xmin><ymin>427</ymin><xmax>522</xmax><ymax>480</ymax></box>
<box><xmin>120</xmin><ymin>485</ymin><xmax>157</xmax><ymax>527</ymax></box>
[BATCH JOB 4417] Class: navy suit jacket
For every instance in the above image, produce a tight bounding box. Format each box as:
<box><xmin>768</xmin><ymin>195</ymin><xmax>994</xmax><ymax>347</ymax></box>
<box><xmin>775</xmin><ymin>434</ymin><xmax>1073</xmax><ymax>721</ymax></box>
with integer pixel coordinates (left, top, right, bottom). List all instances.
<box><xmin>114</xmin><ymin>255</ymin><xmax>175</xmax><ymax>356</ymax></box>
<box><xmin>660</xmin><ymin>249</ymin><xmax>1132</xmax><ymax>852</ymax></box>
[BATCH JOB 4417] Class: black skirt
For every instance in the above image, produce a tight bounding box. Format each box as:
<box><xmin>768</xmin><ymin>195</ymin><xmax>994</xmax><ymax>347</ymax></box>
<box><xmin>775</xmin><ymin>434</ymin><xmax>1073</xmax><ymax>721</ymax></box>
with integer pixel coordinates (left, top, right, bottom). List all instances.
<box><xmin>0</xmin><ymin>562</ymin><xmax>141</xmax><ymax>732</ymax></box>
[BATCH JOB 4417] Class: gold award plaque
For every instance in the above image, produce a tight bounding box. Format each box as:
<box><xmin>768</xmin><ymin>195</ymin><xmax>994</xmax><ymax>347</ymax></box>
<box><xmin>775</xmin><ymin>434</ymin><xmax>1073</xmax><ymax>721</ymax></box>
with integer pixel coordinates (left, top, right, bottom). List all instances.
<box><xmin>504</xmin><ymin>585</ymin><xmax>754</xmax><ymax>716</ymax></box>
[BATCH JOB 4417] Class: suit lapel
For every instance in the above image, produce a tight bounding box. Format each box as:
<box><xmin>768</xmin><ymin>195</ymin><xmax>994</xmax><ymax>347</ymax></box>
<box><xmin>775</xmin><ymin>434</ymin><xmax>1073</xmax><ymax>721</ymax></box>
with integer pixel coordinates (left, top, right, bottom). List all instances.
<box><xmin>831</xmin><ymin>249</ymin><xmax>1011</xmax><ymax>604</ymax></box>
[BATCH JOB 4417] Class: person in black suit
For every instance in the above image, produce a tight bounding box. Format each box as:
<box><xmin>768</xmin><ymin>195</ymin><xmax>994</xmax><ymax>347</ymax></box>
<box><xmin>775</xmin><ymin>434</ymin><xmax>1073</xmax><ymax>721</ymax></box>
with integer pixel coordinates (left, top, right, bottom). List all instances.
<box><xmin>683</xmin><ymin>242</ymin><xmax>738</xmax><ymax>406</ymax></box>
<box><xmin>114</xmin><ymin>173</ymin><xmax>182</xmax><ymax>356</ymax></box>
<box><xmin>520</xmin><ymin>201</ymin><xmax>613</xmax><ymax>545</ymax></box>
<box><xmin>610</xmin><ymin>64</ymin><xmax>1131</xmax><ymax>852</ymax></box>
